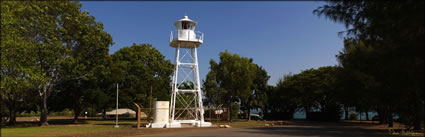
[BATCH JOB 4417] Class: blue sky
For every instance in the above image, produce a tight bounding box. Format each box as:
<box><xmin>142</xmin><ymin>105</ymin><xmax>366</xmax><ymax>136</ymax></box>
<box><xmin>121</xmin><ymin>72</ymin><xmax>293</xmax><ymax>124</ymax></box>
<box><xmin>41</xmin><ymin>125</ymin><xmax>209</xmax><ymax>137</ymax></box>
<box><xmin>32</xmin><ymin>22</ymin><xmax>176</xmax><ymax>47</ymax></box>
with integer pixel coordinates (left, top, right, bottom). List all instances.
<box><xmin>80</xmin><ymin>1</ymin><xmax>346</xmax><ymax>86</ymax></box>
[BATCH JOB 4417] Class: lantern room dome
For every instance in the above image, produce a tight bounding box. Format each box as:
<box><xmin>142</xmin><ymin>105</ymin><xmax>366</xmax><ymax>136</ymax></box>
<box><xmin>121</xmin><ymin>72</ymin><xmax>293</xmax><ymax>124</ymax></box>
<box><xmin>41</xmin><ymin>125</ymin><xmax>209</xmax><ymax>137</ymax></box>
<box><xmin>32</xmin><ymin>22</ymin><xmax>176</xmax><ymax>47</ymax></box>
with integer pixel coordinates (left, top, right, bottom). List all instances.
<box><xmin>174</xmin><ymin>16</ymin><xmax>198</xmax><ymax>27</ymax></box>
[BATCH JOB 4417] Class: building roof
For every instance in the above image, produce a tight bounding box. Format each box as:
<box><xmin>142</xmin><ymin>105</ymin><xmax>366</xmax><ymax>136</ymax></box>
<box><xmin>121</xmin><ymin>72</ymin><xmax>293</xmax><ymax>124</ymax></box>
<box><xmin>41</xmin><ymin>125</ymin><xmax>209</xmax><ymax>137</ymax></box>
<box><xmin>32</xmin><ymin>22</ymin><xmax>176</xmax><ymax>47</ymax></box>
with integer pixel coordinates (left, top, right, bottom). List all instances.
<box><xmin>105</xmin><ymin>108</ymin><xmax>136</xmax><ymax>115</ymax></box>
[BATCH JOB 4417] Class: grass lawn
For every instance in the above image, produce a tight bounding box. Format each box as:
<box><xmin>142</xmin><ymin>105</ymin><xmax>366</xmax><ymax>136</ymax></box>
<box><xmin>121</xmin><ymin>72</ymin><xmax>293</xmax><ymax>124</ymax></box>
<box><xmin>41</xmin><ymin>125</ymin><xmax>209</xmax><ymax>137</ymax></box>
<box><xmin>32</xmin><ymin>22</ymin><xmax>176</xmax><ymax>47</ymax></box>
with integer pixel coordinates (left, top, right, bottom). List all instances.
<box><xmin>2</xmin><ymin>118</ymin><xmax>219</xmax><ymax>137</ymax></box>
<box><xmin>4</xmin><ymin>120</ymin><xmax>117</xmax><ymax>136</ymax></box>
<box><xmin>3</xmin><ymin>125</ymin><xmax>130</xmax><ymax>137</ymax></box>
<box><xmin>1</xmin><ymin>118</ymin><xmax>279</xmax><ymax>137</ymax></box>
<box><xmin>228</xmin><ymin>120</ymin><xmax>277</xmax><ymax>128</ymax></box>
<box><xmin>1</xmin><ymin>119</ymin><xmax>166</xmax><ymax>137</ymax></box>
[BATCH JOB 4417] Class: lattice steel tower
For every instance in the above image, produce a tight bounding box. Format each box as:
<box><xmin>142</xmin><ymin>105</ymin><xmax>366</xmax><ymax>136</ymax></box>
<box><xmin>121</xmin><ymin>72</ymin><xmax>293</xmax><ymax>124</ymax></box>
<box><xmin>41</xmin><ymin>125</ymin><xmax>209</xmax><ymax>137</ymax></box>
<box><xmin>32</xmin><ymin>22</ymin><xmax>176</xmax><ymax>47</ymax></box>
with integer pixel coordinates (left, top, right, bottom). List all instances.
<box><xmin>169</xmin><ymin>16</ymin><xmax>211</xmax><ymax>127</ymax></box>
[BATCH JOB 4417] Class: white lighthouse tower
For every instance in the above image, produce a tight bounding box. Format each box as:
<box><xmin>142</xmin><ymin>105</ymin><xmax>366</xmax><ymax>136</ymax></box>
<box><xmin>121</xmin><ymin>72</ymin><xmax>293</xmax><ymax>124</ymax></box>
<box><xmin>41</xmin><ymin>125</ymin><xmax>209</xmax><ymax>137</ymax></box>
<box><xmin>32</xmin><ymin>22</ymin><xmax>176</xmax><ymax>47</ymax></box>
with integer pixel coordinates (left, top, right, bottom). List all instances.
<box><xmin>168</xmin><ymin>16</ymin><xmax>211</xmax><ymax>127</ymax></box>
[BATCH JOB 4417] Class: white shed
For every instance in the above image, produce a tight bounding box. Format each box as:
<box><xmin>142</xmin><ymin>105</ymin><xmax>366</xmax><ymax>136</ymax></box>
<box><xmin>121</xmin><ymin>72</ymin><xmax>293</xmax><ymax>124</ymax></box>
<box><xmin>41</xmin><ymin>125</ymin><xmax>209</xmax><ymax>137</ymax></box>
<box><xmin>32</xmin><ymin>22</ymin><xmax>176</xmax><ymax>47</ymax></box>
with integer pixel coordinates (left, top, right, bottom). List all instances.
<box><xmin>97</xmin><ymin>108</ymin><xmax>147</xmax><ymax>118</ymax></box>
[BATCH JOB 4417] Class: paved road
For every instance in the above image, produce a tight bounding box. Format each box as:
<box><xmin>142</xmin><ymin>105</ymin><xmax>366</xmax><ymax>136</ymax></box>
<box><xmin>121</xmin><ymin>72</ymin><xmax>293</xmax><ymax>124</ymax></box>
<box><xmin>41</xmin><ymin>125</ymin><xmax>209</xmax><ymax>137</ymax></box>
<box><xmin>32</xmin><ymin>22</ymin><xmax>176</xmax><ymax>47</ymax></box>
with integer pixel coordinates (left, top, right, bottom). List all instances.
<box><xmin>140</xmin><ymin>122</ymin><xmax>394</xmax><ymax>137</ymax></box>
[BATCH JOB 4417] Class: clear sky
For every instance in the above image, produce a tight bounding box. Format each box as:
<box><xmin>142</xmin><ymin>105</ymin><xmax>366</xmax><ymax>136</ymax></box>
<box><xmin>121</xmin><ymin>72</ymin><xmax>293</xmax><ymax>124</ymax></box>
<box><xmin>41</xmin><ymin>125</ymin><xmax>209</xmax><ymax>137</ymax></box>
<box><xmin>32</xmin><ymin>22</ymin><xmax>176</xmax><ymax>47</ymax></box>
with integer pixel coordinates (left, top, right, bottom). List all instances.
<box><xmin>80</xmin><ymin>1</ymin><xmax>346</xmax><ymax>86</ymax></box>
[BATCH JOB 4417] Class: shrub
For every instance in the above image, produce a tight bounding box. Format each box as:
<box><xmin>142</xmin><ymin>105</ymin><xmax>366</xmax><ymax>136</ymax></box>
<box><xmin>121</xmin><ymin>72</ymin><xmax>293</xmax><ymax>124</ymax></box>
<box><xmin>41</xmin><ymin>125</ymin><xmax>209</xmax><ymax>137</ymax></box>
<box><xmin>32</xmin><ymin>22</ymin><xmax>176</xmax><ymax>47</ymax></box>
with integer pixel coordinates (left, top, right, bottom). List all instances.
<box><xmin>49</xmin><ymin>109</ymin><xmax>73</xmax><ymax>116</ymax></box>
<box><xmin>349</xmin><ymin>112</ymin><xmax>358</xmax><ymax>120</ymax></box>
<box><xmin>17</xmin><ymin>111</ymin><xmax>40</xmax><ymax>117</ymax></box>
<box><xmin>231</xmin><ymin>103</ymin><xmax>240</xmax><ymax>120</ymax></box>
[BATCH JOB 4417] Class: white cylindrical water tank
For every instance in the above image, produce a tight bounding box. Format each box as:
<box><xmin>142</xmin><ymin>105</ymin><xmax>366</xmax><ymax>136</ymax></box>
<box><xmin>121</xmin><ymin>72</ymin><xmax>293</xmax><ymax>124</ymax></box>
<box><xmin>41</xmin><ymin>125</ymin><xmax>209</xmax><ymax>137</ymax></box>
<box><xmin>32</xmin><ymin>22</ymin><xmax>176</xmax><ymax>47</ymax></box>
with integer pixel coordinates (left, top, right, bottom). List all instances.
<box><xmin>153</xmin><ymin>101</ymin><xmax>169</xmax><ymax>123</ymax></box>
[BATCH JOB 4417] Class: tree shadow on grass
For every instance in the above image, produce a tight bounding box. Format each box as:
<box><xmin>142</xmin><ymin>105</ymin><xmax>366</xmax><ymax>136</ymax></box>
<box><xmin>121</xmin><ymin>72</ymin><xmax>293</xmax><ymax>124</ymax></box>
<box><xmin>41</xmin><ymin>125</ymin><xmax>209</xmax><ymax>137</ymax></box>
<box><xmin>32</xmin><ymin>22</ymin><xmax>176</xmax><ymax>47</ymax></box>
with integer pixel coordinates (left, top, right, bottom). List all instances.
<box><xmin>3</xmin><ymin>118</ymin><xmax>141</xmax><ymax>128</ymax></box>
<box><xmin>3</xmin><ymin>119</ymin><xmax>89</xmax><ymax>128</ymax></box>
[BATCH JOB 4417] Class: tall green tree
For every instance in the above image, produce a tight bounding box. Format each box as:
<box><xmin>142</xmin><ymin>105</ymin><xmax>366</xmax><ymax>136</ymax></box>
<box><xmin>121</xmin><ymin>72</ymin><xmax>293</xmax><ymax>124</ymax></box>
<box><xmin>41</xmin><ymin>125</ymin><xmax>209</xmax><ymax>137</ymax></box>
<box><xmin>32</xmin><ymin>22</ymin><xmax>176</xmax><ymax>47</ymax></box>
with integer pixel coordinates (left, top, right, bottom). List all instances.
<box><xmin>267</xmin><ymin>74</ymin><xmax>298</xmax><ymax>120</ymax></box>
<box><xmin>111</xmin><ymin>44</ymin><xmax>173</xmax><ymax>113</ymax></box>
<box><xmin>202</xmin><ymin>60</ymin><xmax>223</xmax><ymax>107</ymax></box>
<box><xmin>1</xmin><ymin>1</ymin><xmax>113</xmax><ymax>126</ymax></box>
<box><xmin>276</xmin><ymin>66</ymin><xmax>343</xmax><ymax>121</ymax></box>
<box><xmin>315</xmin><ymin>0</ymin><xmax>424</xmax><ymax>129</ymax></box>
<box><xmin>52</xmin><ymin>5</ymin><xmax>113</xmax><ymax>123</ymax></box>
<box><xmin>245</xmin><ymin>65</ymin><xmax>270</xmax><ymax>120</ymax></box>
<box><xmin>1</xmin><ymin>1</ymin><xmax>40</xmax><ymax>125</ymax></box>
<box><xmin>51</xmin><ymin>55</ymin><xmax>121</xmax><ymax>120</ymax></box>
<box><xmin>203</xmin><ymin>51</ymin><xmax>257</xmax><ymax>121</ymax></box>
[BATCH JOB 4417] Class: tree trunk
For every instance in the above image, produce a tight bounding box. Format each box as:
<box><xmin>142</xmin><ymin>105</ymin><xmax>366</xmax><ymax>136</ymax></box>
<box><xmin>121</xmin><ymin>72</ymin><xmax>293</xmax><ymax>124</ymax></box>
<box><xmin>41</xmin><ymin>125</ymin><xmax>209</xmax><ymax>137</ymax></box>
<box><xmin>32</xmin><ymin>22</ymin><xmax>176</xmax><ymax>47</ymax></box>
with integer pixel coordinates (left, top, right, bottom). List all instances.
<box><xmin>102</xmin><ymin>108</ymin><xmax>106</xmax><ymax>120</ymax></box>
<box><xmin>260</xmin><ymin>106</ymin><xmax>265</xmax><ymax>119</ymax></box>
<box><xmin>72</xmin><ymin>108</ymin><xmax>81</xmax><ymax>123</ymax></box>
<box><xmin>304</xmin><ymin>106</ymin><xmax>310</xmax><ymax>120</ymax></box>
<box><xmin>0</xmin><ymin>97</ymin><xmax>2</xmax><ymax>125</ymax></box>
<box><xmin>247</xmin><ymin>109</ymin><xmax>251</xmax><ymax>121</ymax></box>
<box><xmin>344</xmin><ymin>106</ymin><xmax>349</xmax><ymax>120</ymax></box>
<box><xmin>388</xmin><ymin>113</ymin><xmax>393</xmax><ymax>127</ymax></box>
<box><xmin>8</xmin><ymin>106</ymin><xmax>16</xmax><ymax>125</ymax></box>
<box><xmin>39</xmin><ymin>92</ymin><xmax>49</xmax><ymax>126</ymax></box>
<box><xmin>359</xmin><ymin>111</ymin><xmax>362</xmax><ymax>121</ymax></box>
<box><xmin>377</xmin><ymin>107</ymin><xmax>386</xmax><ymax>124</ymax></box>
<box><xmin>365</xmin><ymin>111</ymin><xmax>369</xmax><ymax>121</ymax></box>
<box><xmin>413</xmin><ymin>98</ymin><xmax>423</xmax><ymax>130</ymax></box>
<box><xmin>387</xmin><ymin>106</ymin><xmax>393</xmax><ymax>127</ymax></box>
<box><xmin>229</xmin><ymin>103</ymin><xmax>233</xmax><ymax>122</ymax></box>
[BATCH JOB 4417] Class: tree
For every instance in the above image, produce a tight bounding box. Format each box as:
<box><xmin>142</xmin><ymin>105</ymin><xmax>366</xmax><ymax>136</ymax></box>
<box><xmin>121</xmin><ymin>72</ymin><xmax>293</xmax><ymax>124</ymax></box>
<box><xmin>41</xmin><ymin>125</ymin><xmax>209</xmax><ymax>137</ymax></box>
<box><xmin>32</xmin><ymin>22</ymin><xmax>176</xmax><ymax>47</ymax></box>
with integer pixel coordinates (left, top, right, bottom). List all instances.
<box><xmin>51</xmin><ymin>55</ymin><xmax>122</xmax><ymax>120</ymax></box>
<box><xmin>111</xmin><ymin>44</ymin><xmax>173</xmax><ymax>115</ymax></box>
<box><xmin>88</xmin><ymin>55</ymin><xmax>120</xmax><ymax>119</ymax></box>
<box><xmin>267</xmin><ymin>74</ymin><xmax>298</xmax><ymax>120</ymax></box>
<box><xmin>203</xmin><ymin>51</ymin><xmax>257</xmax><ymax>121</ymax></box>
<box><xmin>1</xmin><ymin>1</ymin><xmax>114</xmax><ymax>126</ymax></box>
<box><xmin>276</xmin><ymin>66</ymin><xmax>343</xmax><ymax>121</ymax></box>
<box><xmin>245</xmin><ymin>65</ymin><xmax>270</xmax><ymax>120</ymax></box>
<box><xmin>202</xmin><ymin>60</ymin><xmax>223</xmax><ymax>107</ymax></box>
<box><xmin>1</xmin><ymin>1</ymin><xmax>34</xmax><ymax>125</ymax></box>
<box><xmin>315</xmin><ymin>0</ymin><xmax>424</xmax><ymax>129</ymax></box>
<box><xmin>51</xmin><ymin>6</ymin><xmax>113</xmax><ymax>123</ymax></box>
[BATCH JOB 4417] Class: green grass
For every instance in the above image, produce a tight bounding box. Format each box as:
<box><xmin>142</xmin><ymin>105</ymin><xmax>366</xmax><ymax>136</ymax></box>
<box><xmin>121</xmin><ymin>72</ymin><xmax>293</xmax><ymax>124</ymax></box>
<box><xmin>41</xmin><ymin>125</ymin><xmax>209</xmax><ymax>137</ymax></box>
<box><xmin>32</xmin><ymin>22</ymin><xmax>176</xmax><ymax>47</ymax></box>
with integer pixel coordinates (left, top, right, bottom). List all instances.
<box><xmin>2</xmin><ymin>125</ymin><xmax>123</xmax><ymax>137</ymax></box>
<box><xmin>227</xmin><ymin>120</ymin><xmax>274</xmax><ymax>127</ymax></box>
<box><xmin>2</xmin><ymin>119</ymin><xmax>222</xmax><ymax>137</ymax></box>
<box><xmin>1</xmin><ymin>119</ymin><xmax>276</xmax><ymax>137</ymax></box>
<box><xmin>1</xmin><ymin>120</ymin><xmax>151</xmax><ymax>137</ymax></box>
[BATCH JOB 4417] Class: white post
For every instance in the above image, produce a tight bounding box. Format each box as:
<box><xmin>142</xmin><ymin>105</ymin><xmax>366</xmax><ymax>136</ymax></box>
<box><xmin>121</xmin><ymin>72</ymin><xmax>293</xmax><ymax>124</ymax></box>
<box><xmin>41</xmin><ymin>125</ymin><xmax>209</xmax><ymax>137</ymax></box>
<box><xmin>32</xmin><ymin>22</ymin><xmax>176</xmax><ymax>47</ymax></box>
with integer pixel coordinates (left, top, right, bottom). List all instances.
<box><xmin>114</xmin><ymin>83</ymin><xmax>119</xmax><ymax>128</ymax></box>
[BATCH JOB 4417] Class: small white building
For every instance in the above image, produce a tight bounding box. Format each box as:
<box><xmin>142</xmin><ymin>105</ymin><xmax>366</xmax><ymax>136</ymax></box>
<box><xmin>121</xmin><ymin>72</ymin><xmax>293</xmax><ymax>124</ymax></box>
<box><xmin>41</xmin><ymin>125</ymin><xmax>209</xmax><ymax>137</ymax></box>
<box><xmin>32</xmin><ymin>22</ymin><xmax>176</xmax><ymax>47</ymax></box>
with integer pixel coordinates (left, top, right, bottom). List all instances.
<box><xmin>97</xmin><ymin>108</ymin><xmax>147</xmax><ymax>118</ymax></box>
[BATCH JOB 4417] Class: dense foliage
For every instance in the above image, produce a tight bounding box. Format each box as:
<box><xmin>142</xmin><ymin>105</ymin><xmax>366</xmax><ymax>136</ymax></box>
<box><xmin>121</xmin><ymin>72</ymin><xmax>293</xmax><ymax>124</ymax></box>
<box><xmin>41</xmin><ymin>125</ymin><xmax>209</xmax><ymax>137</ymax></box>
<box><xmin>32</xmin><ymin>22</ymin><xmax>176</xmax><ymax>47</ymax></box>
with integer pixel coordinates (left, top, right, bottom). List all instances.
<box><xmin>1</xmin><ymin>1</ymin><xmax>113</xmax><ymax>126</ymax></box>
<box><xmin>111</xmin><ymin>44</ymin><xmax>173</xmax><ymax>110</ymax></box>
<box><xmin>314</xmin><ymin>0</ymin><xmax>424</xmax><ymax>129</ymax></box>
<box><xmin>0</xmin><ymin>1</ymin><xmax>172</xmax><ymax>126</ymax></box>
<box><xmin>202</xmin><ymin>51</ymin><xmax>268</xmax><ymax>121</ymax></box>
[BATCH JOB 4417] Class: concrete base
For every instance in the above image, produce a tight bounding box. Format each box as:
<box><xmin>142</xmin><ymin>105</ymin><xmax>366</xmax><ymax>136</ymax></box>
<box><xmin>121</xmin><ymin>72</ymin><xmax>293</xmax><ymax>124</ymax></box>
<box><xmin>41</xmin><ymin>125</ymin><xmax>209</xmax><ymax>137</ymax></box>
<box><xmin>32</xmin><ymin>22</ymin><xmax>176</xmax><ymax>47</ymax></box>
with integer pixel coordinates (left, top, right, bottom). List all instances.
<box><xmin>194</xmin><ymin>121</ymin><xmax>212</xmax><ymax>127</ymax></box>
<box><xmin>146</xmin><ymin>122</ymin><xmax>182</xmax><ymax>128</ymax></box>
<box><xmin>146</xmin><ymin>121</ymin><xmax>211</xmax><ymax>128</ymax></box>
<box><xmin>174</xmin><ymin>120</ymin><xmax>212</xmax><ymax>127</ymax></box>
<box><xmin>146</xmin><ymin>122</ymin><xmax>168</xmax><ymax>128</ymax></box>
<box><xmin>166</xmin><ymin>122</ymin><xmax>182</xmax><ymax>128</ymax></box>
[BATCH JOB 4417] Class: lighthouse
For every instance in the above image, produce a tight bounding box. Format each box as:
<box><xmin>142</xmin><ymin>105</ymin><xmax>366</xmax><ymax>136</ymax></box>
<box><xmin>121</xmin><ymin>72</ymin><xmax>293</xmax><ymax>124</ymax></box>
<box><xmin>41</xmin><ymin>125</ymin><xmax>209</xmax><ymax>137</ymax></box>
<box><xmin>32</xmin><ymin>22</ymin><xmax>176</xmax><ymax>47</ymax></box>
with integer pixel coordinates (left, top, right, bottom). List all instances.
<box><xmin>168</xmin><ymin>16</ymin><xmax>211</xmax><ymax>128</ymax></box>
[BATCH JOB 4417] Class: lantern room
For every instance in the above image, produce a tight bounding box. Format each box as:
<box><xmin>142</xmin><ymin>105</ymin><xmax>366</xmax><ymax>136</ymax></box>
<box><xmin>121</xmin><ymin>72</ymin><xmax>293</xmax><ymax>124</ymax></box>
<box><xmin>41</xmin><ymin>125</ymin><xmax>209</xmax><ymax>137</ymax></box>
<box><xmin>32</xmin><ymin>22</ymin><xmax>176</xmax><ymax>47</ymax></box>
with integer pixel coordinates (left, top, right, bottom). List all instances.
<box><xmin>170</xmin><ymin>16</ymin><xmax>204</xmax><ymax>48</ymax></box>
<box><xmin>174</xmin><ymin>16</ymin><xmax>198</xmax><ymax>30</ymax></box>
